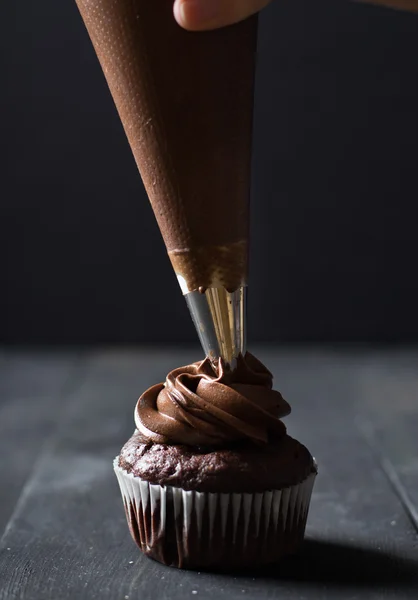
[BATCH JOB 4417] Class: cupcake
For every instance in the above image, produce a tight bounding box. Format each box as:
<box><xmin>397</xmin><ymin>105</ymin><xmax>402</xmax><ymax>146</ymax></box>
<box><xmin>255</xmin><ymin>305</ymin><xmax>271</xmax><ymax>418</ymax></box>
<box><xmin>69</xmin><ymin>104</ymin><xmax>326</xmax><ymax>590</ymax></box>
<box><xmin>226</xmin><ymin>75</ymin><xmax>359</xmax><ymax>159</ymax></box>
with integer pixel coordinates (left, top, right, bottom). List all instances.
<box><xmin>114</xmin><ymin>353</ymin><xmax>317</xmax><ymax>569</ymax></box>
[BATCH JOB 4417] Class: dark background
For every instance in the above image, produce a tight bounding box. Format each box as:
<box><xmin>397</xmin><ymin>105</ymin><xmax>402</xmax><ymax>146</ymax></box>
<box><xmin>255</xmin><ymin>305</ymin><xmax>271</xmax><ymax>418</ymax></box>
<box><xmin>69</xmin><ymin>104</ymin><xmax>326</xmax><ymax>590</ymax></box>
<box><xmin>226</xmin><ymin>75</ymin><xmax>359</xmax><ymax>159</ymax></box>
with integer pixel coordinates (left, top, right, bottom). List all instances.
<box><xmin>1</xmin><ymin>0</ymin><xmax>417</xmax><ymax>345</ymax></box>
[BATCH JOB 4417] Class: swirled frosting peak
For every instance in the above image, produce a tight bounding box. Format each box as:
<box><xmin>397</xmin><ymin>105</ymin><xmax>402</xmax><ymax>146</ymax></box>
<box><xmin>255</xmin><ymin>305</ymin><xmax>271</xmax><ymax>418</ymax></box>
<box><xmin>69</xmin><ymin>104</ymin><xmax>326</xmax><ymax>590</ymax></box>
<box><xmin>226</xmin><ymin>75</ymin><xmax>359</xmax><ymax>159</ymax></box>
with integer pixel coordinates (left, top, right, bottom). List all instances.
<box><xmin>134</xmin><ymin>353</ymin><xmax>290</xmax><ymax>447</ymax></box>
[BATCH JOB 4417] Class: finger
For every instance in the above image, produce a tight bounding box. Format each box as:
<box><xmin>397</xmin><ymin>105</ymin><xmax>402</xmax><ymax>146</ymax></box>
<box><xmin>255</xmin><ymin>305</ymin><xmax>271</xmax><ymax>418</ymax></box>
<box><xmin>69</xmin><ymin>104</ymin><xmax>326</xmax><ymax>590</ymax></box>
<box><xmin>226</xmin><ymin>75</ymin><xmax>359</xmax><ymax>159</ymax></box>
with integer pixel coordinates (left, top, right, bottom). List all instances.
<box><xmin>174</xmin><ymin>0</ymin><xmax>272</xmax><ymax>31</ymax></box>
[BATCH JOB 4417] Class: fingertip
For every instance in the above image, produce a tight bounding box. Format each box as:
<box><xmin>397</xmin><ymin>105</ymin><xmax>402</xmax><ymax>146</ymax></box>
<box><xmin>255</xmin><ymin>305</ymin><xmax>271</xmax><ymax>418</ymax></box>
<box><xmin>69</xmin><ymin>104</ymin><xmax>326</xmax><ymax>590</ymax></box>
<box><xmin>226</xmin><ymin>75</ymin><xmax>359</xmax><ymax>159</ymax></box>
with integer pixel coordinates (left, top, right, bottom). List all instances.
<box><xmin>173</xmin><ymin>0</ymin><xmax>187</xmax><ymax>28</ymax></box>
<box><xmin>174</xmin><ymin>0</ymin><xmax>271</xmax><ymax>32</ymax></box>
<box><xmin>173</xmin><ymin>0</ymin><xmax>222</xmax><ymax>32</ymax></box>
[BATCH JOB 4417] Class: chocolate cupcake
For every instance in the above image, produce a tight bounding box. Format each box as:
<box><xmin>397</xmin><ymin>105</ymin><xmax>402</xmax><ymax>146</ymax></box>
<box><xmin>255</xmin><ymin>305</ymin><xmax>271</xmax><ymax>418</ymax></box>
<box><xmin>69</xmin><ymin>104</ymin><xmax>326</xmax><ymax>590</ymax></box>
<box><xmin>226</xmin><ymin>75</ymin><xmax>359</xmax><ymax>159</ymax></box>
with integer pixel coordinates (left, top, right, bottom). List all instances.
<box><xmin>114</xmin><ymin>353</ymin><xmax>317</xmax><ymax>569</ymax></box>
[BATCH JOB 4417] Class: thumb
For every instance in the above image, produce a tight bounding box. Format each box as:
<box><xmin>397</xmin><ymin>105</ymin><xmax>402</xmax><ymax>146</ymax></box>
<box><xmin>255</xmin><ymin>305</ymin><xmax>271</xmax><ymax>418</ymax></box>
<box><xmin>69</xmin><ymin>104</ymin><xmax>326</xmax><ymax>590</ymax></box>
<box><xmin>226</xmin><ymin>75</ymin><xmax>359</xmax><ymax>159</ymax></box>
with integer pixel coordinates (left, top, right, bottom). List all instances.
<box><xmin>174</xmin><ymin>0</ymin><xmax>272</xmax><ymax>31</ymax></box>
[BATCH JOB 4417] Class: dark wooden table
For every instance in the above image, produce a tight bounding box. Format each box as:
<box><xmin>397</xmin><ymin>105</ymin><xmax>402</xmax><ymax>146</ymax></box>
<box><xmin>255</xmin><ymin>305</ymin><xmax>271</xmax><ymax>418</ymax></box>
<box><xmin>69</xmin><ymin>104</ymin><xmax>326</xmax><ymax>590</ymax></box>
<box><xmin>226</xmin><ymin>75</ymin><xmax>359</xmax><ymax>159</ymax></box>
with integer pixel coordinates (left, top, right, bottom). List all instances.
<box><xmin>1</xmin><ymin>347</ymin><xmax>417</xmax><ymax>599</ymax></box>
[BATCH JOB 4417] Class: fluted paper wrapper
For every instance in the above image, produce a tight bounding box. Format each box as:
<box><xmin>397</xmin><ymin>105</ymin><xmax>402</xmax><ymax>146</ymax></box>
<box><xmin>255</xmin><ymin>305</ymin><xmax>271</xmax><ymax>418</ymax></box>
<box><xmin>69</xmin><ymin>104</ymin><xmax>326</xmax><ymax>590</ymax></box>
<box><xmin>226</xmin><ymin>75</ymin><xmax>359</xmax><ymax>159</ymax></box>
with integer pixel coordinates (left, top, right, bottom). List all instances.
<box><xmin>114</xmin><ymin>459</ymin><xmax>316</xmax><ymax>570</ymax></box>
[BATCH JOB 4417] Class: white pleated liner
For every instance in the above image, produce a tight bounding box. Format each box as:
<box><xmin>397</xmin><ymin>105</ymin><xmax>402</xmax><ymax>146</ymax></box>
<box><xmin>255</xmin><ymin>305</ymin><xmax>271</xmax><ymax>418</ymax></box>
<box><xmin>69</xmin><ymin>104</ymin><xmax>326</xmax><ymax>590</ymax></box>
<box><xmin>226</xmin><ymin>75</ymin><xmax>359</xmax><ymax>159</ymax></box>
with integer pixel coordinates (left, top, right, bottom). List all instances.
<box><xmin>114</xmin><ymin>458</ymin><xmax>316</xmax><ymax>558</ymax></box>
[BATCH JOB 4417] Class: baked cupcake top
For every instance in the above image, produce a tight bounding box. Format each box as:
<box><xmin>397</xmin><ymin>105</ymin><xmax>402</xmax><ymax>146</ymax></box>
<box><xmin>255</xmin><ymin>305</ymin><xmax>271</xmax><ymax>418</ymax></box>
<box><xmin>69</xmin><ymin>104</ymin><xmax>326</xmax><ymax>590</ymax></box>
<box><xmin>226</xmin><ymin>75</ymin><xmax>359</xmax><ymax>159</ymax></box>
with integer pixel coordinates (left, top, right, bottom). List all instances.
<box><xmin>119</xmin><ymin>434</ymin><xmax>315</xmax><ymax>492</ymax></box>
<box><xmin>134</xmin><ymin>353</ymin><xmax>290</xmax><ymax>447</ymax></box>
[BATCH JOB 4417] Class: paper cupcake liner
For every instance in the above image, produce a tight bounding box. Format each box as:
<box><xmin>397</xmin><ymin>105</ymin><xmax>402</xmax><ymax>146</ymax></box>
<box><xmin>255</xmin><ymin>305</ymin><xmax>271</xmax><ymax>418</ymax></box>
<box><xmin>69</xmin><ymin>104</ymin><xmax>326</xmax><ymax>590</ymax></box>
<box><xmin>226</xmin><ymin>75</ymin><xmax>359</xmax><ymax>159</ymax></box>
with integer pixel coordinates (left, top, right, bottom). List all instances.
<box><xmin>114</xmin><ymin>458</ymin><xmax>317</xmax><ymax>569</ymax></box>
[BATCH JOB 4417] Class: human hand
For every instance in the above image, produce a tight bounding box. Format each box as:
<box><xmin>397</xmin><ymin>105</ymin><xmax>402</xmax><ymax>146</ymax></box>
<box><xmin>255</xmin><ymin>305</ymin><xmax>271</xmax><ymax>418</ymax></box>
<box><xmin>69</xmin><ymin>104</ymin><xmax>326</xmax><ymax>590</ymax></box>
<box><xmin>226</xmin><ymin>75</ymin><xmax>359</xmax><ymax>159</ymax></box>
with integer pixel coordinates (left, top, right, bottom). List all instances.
<box><xmin>174</xmin><ymin>0</ymin><xmax>418</xmax><ymax>31</ymax></box>
<box><xmin>174</xmin><ymin>0</ymin><xmax>272</xmax><ymax>30</ymax></box>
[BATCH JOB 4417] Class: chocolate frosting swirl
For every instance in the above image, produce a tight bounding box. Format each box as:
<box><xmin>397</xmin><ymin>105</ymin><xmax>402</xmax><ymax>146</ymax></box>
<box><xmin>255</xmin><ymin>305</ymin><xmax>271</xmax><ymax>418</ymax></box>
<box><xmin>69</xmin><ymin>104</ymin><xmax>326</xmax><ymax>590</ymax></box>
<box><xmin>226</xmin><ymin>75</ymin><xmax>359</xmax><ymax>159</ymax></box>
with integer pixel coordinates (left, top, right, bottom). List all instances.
<box><xmin>135</xmin><ymin>353</ymin><xmax>290</xmax><ymax>447</ymax></box>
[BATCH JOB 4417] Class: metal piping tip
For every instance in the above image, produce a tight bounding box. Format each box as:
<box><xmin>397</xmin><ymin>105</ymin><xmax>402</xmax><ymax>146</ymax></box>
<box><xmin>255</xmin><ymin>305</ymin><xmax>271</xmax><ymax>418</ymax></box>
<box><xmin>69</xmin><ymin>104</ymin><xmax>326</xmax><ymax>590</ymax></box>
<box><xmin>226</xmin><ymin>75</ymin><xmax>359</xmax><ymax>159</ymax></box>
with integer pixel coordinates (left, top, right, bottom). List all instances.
<box><xmin>184</xmin><ymin>286</ymin><xmax>247</xmax><ymax>370</ymax></box>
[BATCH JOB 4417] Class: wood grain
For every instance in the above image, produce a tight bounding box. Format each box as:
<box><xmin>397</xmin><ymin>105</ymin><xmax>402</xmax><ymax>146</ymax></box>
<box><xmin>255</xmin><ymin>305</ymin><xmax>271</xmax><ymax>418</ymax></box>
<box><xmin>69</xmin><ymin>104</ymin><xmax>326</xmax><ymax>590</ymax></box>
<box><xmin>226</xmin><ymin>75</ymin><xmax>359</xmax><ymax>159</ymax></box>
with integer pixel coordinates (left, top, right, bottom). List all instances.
<box><xmin>0</xmin><ymin>348</ymin><xmax>417</xmax><ymax>599</ymax></box>
<box><xmin>0</xmin><ymin>351</ymin><xmax>82</xmax><ymax>535</ymax></box>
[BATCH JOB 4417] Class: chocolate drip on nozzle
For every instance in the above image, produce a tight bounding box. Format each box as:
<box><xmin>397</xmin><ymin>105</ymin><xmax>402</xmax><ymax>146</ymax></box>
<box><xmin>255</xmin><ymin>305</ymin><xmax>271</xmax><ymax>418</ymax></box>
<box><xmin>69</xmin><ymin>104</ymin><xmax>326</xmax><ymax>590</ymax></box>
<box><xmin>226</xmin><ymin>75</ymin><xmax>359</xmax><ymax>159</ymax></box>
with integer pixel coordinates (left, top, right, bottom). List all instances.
<box><xmin>75</xmin><ymin>0</ymin><xmax>257</xmax><ymax>367</ymax></box>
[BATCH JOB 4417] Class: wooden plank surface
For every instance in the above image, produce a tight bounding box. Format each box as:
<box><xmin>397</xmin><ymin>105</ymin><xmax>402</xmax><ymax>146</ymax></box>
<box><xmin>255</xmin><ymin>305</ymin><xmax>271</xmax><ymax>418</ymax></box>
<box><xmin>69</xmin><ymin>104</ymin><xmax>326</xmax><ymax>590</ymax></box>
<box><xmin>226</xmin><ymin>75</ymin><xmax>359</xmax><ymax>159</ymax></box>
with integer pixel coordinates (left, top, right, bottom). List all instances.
<box><xmin>0</xmin><ymin>351</ymin><xmax>82</xmax><ymax>535</ymax></box>
<box><xmin>0</xmin><ymin>347</ymin><xmax>417</xmax><ymax>599</ymax></box>
<box><xmin>355</xmin><ymin>351</ymin><xmax>418</xmax><ymax>532</ymax></box>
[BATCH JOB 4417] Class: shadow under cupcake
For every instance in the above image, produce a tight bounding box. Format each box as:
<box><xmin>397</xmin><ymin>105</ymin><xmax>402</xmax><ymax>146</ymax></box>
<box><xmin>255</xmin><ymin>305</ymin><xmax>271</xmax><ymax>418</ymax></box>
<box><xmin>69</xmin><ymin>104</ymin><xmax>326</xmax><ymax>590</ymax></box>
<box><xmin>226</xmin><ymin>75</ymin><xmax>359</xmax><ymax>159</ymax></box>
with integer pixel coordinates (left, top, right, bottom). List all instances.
<box><xmin>114</xmin><ymin>353</ymin><xmax>317</xmax><ymax>570</ymax></box>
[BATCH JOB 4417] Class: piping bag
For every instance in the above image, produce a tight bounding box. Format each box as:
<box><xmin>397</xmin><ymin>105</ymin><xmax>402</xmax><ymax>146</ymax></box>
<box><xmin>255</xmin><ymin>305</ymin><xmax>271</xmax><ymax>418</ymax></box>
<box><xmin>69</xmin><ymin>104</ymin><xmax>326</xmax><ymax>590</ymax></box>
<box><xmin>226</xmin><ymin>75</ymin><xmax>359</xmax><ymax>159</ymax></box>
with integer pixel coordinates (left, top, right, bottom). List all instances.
<box><xmin>75</xmin><ymin>0</ymin><xmax>257</xmax><ymax>369</ymax></box>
